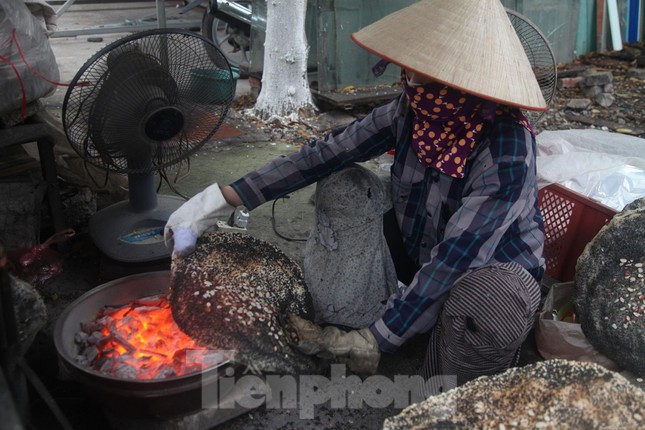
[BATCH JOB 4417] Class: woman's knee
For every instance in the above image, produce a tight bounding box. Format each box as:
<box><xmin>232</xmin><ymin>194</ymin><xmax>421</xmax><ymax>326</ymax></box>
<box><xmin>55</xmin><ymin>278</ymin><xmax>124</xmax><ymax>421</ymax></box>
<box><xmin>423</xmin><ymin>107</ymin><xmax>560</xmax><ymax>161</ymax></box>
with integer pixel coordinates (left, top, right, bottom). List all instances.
<box><xmin>435</xmin><ymin>263</ymin><xmax>541</xmax><ymax>383</ymax></box>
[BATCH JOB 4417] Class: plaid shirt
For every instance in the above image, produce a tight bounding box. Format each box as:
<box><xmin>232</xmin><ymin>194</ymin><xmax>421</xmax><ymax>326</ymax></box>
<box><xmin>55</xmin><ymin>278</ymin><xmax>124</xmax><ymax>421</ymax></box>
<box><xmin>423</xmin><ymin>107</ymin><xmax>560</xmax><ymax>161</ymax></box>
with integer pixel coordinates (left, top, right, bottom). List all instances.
<box><xmin>231</xmin><ymin>95</ymin><xmax>545</xmax><ymax>353</ymax></box>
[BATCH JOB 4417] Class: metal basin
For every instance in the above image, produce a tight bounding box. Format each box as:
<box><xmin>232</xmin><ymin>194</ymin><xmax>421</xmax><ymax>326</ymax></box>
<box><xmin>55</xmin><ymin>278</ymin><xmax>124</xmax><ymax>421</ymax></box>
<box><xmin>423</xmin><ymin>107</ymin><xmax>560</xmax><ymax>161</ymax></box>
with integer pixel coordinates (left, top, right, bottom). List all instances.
<box><xmin>54</xmin><ymin>271</ymin><xmax>235</xmax><ymax>419</ymax></box>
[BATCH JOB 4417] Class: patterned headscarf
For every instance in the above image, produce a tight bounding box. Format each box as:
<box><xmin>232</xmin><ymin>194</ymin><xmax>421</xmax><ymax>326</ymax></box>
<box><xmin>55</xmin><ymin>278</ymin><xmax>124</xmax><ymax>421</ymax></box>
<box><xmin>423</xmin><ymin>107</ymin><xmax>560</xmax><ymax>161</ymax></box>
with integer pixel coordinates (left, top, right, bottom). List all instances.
<box><xmin>403</xmin><ymin>76</ymin><xmax>533</xmax><ymax>178</ymax></box>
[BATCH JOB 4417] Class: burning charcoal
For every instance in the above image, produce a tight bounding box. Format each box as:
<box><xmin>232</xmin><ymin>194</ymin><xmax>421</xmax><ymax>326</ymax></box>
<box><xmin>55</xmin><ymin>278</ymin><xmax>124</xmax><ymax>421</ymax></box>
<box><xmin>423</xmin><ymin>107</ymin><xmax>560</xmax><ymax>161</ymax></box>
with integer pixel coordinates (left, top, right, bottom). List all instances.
<box><xmin>155</xmin><ymin>339</ymin><xmax>167</xmax><ymax>350</ymax></box>
<box><xmin>100</xmin><ymin>304</ymin><xmax>128</xmax><ymax>316</ymax></box>
<box><xmin>80</xmin><ymin>345</ymin><xmax>99</xmax><ymax>364</ymax></box>
<box><xmin>113</xmin><ymin>363</ymin><xmax>138</xmax><ymax>379</ymax></box>
<box><xmin>153</xmin><ymin>366</ymin><xmax>177</xmax><ymax>379</ymax></box>
<box><xmin>74</xmin><ymin>355</ymin><xmax>89</xmax><ymax>367</ymax></box>
<box><xmin>107</xmin><ymin>328</ymin><xmax>136</xmax><ymax>353</ymax></box>
<box><xmin>131</xmin><ymin>306</ymin><xmax>163</xmax><ymax>313</ymax></box>
<box><xmin>74</xmin><ymin>331</ymin><xmax>89</xmax><ymax>345</ymax></box>
<box><xmin>99</xmin><ymin>347</ymin><xmax>115</xmax><ymax>357</ymax></box>
<box><xmin>79</xmin><ymin>321</ymin><xmax>99</xmax><ymax>334</ymax></box>
<box><xmin>96</xmin><ymin>357</ymin><xmax>115</xmax><ymax>373</ymax></box>
<box><xmin>139</xmin><ymin>349</ymin><xmax>167</xmax><ymax>359</ymax></box>
<box><xmin>76</xmin><ymin>292</ymin><xmax>222</xmax><ymax>380</ymax></box>
<box><xmin>172</xmin><ymin>348</ymin><xmax>189</xmax><ymax>365</ymax></box>
<box><xmin>95</xmin><ymin>315</ymin><xmax>114</xmax><ymax>327</ymax></box>
<box><xmin>119</xmin><ymin>315</ymin><xmax>143</xmax><ymax>334</ymax></box>
<box><xmin>87</xmin><ymin>331</ymin><xmax>111</xmax><ymax>348</ymax></box>
<box><xmin>133</xmin><ymin>294</ymin><xmax>165</xmax><ymax>308</ymax></box>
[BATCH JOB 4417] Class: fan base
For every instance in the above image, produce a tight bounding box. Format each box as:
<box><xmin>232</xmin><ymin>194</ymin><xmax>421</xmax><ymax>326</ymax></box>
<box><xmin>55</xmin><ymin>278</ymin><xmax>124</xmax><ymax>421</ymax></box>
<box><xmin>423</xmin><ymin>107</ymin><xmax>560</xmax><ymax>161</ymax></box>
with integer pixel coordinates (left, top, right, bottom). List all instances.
<box><xmin>89</xmin><ymin>195</ymin><xmax>185</xmax><ymax>263</ymax></box>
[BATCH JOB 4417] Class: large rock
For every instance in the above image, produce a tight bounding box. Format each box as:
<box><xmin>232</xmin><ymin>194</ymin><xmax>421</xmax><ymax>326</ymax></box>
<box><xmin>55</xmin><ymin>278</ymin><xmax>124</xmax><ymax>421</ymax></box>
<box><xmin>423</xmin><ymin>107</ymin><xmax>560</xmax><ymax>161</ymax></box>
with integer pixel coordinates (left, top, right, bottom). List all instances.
<box><xmin>574</xmin><ymin>197</ymin><xmax>645</xmax><ymax>375</ymax></box>
<box><xmin>169</xmin><ymin>232</ymin><xmax>319</xmax><ymax>374</ymax></box>
<box><xmin>383</xmin><ymin>359</ymin><xmax>645</xmax><ymax>429</ymax></box>
<box><xmin>10</xmin><ymin>273</ymin><xmax>47</xmax><ymax>356</ymax></box>
<box><xmin>303</xmin><ymin>164</ymin><xmax>397</xmax><ymax>328</ymax></box>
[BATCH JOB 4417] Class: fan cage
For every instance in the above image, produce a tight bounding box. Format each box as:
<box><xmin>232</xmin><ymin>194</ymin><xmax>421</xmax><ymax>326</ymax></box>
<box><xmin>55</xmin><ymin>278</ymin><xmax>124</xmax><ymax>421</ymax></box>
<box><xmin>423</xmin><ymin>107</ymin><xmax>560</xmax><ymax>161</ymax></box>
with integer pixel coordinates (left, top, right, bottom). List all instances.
<box><xmin>507</xmin><ymin>10</ymin><xmax>557</xmax><ymax>123</ymax></box>
<box><xmin>63</xmin><ymin>29</ymin><xmax>234</xmax><ymax>175</ymax></box>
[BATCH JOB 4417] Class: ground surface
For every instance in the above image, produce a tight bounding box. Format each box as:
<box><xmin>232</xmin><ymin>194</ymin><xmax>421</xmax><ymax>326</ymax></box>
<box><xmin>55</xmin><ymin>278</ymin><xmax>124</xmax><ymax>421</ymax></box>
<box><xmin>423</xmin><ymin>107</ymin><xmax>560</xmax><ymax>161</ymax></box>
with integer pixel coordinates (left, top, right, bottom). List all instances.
<box><xmin>228</xmin><ymin>42</ymin><xmax>645</xmax><ymax>146</ymax></box>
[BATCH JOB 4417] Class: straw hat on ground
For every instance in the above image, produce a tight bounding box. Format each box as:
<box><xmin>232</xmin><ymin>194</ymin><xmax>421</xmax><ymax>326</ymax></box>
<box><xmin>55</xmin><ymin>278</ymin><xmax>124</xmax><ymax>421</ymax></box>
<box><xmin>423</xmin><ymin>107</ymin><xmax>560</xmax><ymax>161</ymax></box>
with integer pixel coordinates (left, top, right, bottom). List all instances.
<box><xmin>351</xmin><ymin>0</ymin><xmax>546</xmax><ymax>111</ymax></box>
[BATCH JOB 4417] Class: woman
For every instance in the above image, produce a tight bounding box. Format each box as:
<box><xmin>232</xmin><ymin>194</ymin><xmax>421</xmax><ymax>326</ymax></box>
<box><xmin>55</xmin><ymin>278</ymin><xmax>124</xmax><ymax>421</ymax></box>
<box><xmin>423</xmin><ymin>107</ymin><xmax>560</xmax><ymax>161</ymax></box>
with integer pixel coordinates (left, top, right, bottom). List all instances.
<box><xmin>165</xmin><ymin>0</ymin><xmax>546</xmax><ymax>388</ymax></box>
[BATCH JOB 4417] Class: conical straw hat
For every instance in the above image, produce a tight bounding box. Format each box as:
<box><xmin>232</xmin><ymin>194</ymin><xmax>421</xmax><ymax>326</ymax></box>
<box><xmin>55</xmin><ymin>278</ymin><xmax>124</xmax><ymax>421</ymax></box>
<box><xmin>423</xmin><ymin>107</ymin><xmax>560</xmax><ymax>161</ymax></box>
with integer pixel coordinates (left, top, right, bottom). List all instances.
<box><xmin>351</xmin><ymin>0</ymin><xmax>547</xmax><ymax>111</ymax></box>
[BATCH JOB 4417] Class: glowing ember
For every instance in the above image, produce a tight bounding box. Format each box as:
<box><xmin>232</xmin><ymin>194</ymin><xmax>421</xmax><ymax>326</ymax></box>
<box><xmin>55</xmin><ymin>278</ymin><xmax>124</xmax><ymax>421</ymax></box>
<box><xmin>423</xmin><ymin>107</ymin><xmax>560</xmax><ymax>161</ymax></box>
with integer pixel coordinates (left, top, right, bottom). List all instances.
<box><xmin>74</xmin><ymin>294</ymin><xmax>225</xmax><ymax>379</ymax></box>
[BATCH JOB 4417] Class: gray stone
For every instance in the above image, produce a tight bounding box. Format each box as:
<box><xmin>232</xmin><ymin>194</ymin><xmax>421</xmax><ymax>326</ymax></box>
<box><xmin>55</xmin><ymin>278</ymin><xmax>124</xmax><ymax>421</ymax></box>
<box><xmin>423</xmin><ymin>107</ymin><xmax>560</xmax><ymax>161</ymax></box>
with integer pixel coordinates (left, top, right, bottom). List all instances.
<box><xmin>583</xmin><ymin>85</ymin><xmax>602</xmax><ymax>98</ymax></box>
<box><xmin>383</xmin><ymin>360</ymin><xmax>645</xmax><ymax>429</ymax></box>
<box><xmin>303</xmin><ymin>164</ymin><xmax>397</xmax><ymax>328</ymax></box>
<box><xmin>574</xmin><ymin>197</ymin><xmax>645</xmax><ymax>376</ymax></box>
<box><xmin>595</xmin><ymin>93</ymin><xmax>616</xmax><ymax>107</ymax></box>
<box><xmin>583</xmin><ymin>71</ymin><xmax>613</xmax><ymax>86</ymax></box>
<box><xmin>566</xmin><ymin>98</ymin><xmax>592</xmax><ymax>110</ymax></box>
<box><xmin>61</xmin><ymin>186</ymin><xmax>96</xmax><ymax>229</ymax></box>
<box><xmin>0</xmin><ymin>181</ymin><xmax>46</xmax><ymax>250</ymax></box>
<box><xmin>627</xmin><ymin>68</ymin><xmax>645</xmax><ymax>80</ymax></box>
<box><xmin>603</xmin><ymin>83</ymin><xmax>615</xmax><ymax>93</ymax></box>
<box><xmin>558</xmin><ymin>76</ymin><xmax>583</xmax><ymax>89</ymax></box>
<box><xmin>9</xmin><ymin>274</ymin><xmax>47</xmax><ymax>356</ymax></box>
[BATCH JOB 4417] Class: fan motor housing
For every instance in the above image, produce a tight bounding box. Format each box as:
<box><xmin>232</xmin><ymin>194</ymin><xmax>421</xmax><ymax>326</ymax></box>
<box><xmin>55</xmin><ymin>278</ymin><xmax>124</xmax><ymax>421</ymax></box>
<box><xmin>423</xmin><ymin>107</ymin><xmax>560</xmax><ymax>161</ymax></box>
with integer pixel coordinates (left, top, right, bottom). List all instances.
<box><xmin>145</xmin><ymin>106</ymin><xmax>185</xmax><ymax>141</ymax></box>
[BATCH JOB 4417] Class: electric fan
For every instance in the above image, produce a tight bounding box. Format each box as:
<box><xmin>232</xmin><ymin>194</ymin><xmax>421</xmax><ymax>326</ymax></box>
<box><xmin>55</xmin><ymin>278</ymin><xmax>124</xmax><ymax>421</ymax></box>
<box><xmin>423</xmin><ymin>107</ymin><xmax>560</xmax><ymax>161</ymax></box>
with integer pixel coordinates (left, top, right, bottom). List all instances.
<box><xmin>63</xmin><ymin>29</ymin><xmax>235</xmax><ymax>263</ymax></box>
<box><xmin>507</xmin><ymin>9</ymin><xmax>558</xmax><ymax>123</ymax></box>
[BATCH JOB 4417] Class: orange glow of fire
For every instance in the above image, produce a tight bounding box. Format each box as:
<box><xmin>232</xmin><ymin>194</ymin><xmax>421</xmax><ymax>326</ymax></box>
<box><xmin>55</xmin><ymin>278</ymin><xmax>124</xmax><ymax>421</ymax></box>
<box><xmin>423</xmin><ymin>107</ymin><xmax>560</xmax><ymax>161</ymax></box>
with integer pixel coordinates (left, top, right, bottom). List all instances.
<box><xmin>94</xmin><ymin>295</ymin><xmax>219</xmax><ymax>379</ymax></box>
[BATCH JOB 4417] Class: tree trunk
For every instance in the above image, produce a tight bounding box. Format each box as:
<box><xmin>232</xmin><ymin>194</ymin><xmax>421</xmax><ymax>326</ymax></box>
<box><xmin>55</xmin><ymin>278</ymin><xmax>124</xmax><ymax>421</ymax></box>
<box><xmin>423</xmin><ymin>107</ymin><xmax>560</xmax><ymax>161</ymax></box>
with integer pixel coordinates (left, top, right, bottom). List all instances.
<box><xmin>252</xmin><ymin>0</ymin><xmax>316</xmax><ymax>120</ymax></box>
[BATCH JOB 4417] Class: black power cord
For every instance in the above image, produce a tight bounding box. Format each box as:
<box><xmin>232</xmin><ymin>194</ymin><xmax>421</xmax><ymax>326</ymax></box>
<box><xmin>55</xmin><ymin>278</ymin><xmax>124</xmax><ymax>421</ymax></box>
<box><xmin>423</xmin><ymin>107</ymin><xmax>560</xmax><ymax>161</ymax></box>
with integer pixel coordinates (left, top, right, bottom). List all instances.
<box><xmin>270</xmin><ymin>196</ymin><xmax>309</xmax><ymax>242</ymax></box>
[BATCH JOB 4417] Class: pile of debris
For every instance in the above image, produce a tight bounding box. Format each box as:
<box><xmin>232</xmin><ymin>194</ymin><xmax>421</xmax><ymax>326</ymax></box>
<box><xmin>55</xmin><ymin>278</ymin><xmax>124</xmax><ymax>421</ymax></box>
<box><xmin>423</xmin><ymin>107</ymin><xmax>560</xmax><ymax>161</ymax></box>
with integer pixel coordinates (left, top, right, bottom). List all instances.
<box><xmin>535</xmin><ymin>42</ymin><xmax>645</xmax><ymax>137</ymax></box>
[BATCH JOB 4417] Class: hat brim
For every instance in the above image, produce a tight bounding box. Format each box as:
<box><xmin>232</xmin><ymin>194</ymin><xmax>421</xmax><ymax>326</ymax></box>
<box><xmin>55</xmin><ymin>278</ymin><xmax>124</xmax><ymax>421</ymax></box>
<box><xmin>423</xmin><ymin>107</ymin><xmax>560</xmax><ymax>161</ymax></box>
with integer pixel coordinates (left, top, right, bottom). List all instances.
<box><xmin>351</xmin><ymin>0</ymin><xmax>548</xmax><ymax>112</ymax></box>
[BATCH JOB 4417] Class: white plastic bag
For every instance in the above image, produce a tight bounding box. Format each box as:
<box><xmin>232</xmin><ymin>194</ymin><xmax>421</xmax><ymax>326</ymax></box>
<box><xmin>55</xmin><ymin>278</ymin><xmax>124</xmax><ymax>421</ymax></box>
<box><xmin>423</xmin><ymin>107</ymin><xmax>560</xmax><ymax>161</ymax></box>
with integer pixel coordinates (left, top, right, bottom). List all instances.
<box><xmin>535</xmin><ymin>282</ymin><xmax>620</xmax><ymax>371</ymax></box>
<box><xmin>536</xmin><ymin>129</ymin><xmax>645</xmax><ymax>211</ymax></box>
<box><xmin>0</xmin><ymin>0</ymin><xmax>60</xmax><ymax>116</ymax></box>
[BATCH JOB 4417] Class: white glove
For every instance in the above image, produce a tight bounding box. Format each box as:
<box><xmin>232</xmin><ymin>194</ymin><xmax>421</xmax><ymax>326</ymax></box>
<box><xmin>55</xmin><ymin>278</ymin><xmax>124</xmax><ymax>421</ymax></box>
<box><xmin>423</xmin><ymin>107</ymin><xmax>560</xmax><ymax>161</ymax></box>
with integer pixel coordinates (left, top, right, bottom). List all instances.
<box><xmin>164</xmin><ymin>183</ymin><xmax>235</xmax><ymax>257</ymax></box>
<box><xmin>286</xmin><ymin>314</ymin><xmax>380</xmax><ymax>374</ymax></box>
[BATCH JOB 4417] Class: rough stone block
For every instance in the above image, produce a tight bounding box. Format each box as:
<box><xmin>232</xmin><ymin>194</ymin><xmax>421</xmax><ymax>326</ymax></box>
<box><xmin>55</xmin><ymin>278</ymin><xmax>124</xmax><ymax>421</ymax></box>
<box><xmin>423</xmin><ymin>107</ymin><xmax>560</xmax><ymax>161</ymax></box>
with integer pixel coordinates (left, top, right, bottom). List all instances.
<box><xmin>637</xmin><ymin>56</ymin><xmax>645</xmax><ymax>68</ymax></box>
<box><xmin>558</xmin><ymin>76</ymin><xmax>583</xmax><ymax>89</ymax></box>
<box><xmin>304</xmin><ymin>164</ymin><xmax>397</xmax><ymax>328</ymax></box>
<box><xmin>566</xmin><ymin>98</ymin><xmax>592</xmax><ymax>110</ymax></box>
<box><xmin>595</xmin><ymin>93</ymin><xmax>616</xmax><ymax>107</ymax></box>
<box><xmin>10</xmin><ymin>274</ymin><xmax>47</xmax><ymax>356</ymax></box>
<box><xmin>170</xmin><ymin>232</ymin><xmax>320</xmax><ymax>374</ymax></box>
<box><xmin>383</xmin><ymin>360</ymin><xmax>645</xmax><ymax>429</ymax></box>
<box><xmin>583</xmin><ymin>85</ymin><xmax>602</xmax><ymax>98</ymax></box>
<box><xmin>627</xmin><ymin>68</ymin><xmax>645</xmax><ymax>80</ymax></box>
<box><xmin>574</xmin><ymin>197</ymin><xmax>645</xmax><ymax>376</ymax></box>
<box><xmin>583</xmin><ymin>71</ymin><xmax>613</xmax><ymax>86</ymax></box>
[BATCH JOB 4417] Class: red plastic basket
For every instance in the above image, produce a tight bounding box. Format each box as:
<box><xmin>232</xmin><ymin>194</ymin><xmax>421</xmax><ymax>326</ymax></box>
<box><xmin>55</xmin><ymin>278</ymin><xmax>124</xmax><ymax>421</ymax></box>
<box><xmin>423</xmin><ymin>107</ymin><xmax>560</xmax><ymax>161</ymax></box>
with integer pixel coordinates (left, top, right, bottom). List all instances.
<box><xmin>538</xmin><ymin>183</ymin><xmax>618</xmax><ymax>282</ymax></box>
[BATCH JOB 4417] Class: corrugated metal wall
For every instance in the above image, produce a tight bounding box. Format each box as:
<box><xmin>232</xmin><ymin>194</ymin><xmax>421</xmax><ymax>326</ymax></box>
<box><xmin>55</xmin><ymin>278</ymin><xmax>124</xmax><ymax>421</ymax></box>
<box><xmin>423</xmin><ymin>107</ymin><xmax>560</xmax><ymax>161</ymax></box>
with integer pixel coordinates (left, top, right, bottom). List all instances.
<box><xmin>503</xmin><ymin>0</ymin><xmax>642</xmax><ymax>64</ymax></box>
<box><xmin>501</xmin><ymin>0</ymin><xmax>581</xmax><ymax>64</ymax></box>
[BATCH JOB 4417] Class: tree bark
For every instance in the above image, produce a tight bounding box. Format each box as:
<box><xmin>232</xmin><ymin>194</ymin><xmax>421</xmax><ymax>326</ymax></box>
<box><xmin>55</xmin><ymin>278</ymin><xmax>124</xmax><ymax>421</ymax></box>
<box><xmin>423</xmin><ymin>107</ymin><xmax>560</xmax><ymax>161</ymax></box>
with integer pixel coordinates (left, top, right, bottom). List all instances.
<box><xmin>252</xmin><ymin>0</ymin><xmax>316</xmax><ymax>120</ymax></box>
